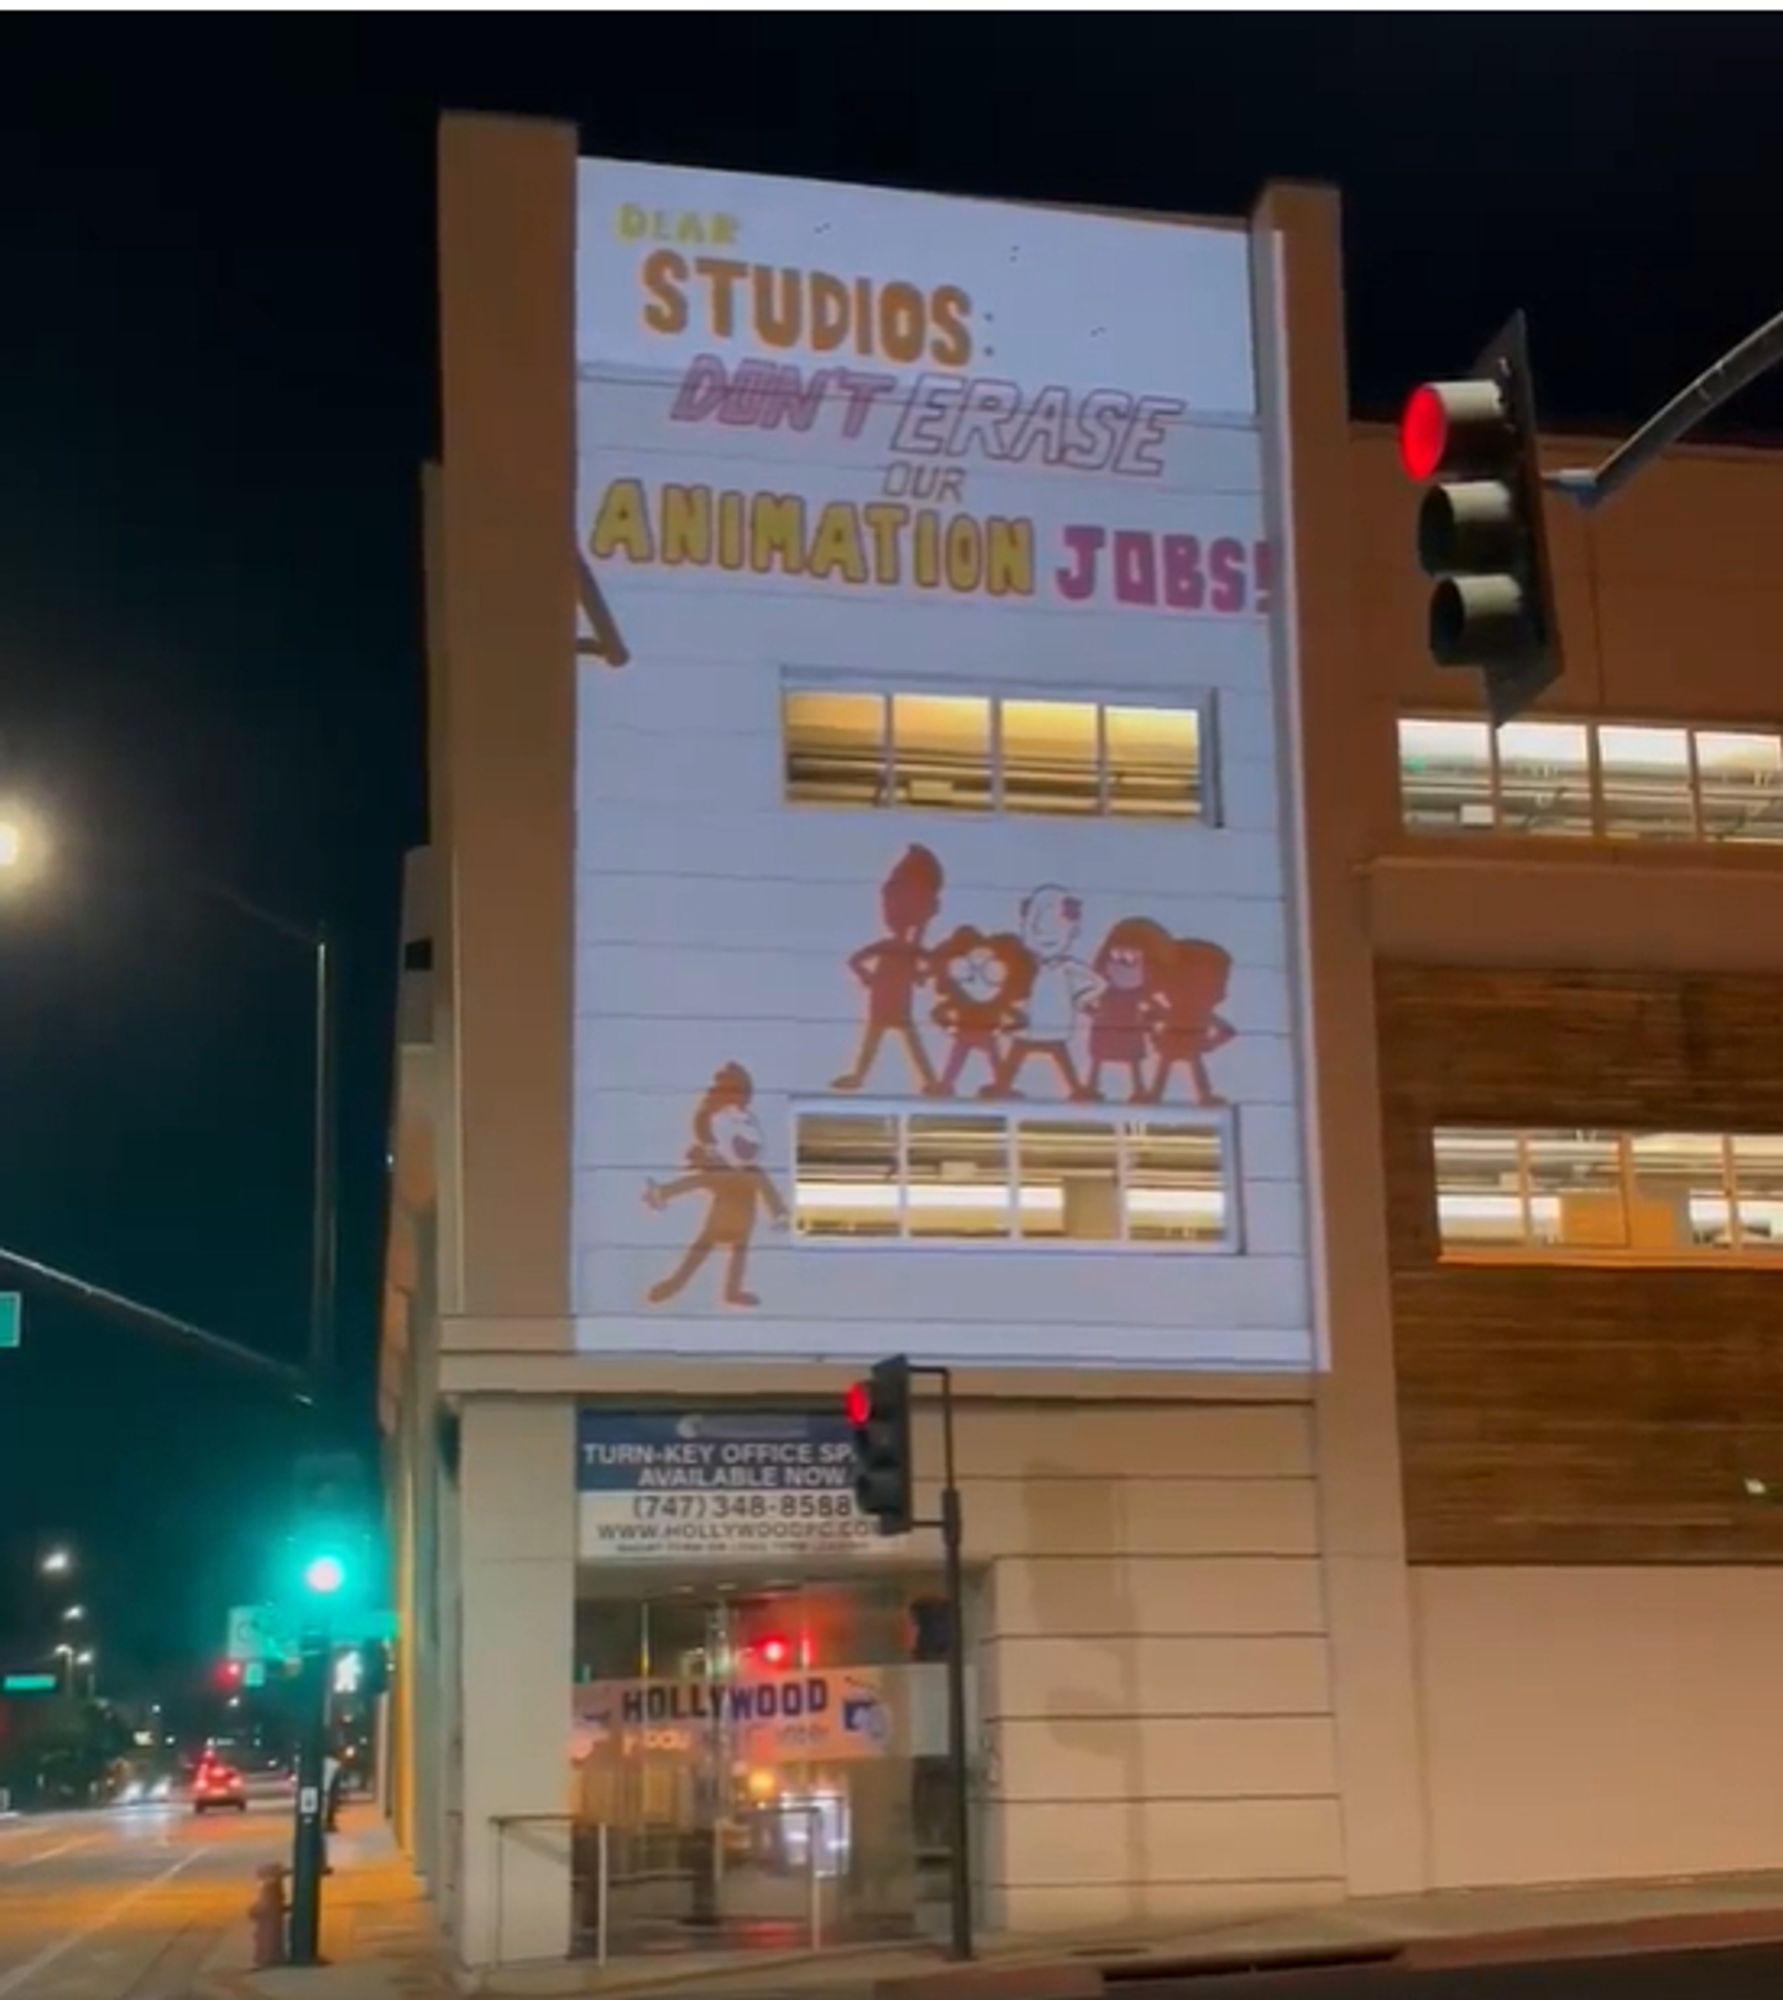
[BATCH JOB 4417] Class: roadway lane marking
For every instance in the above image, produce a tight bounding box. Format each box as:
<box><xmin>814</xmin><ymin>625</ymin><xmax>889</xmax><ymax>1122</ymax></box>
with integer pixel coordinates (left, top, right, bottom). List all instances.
<box><xmin>4</xmin><ymin>1836</ymin><xmax>96</xmax><ymax>1869</ymax></box>
<box><xmin>0</xmin><ymin>1848</ymin><xmax>201</xmax><ymax>1999</ymax></box>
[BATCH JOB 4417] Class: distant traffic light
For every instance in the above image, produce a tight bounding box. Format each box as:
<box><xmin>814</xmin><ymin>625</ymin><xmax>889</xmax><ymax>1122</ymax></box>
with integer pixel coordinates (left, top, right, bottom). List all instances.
<box><xmin>1400</xmin><ymin>311</ymin><xmax>1561</xmax><ymax>724</ymax></box>
<box><xmin>847</xmin><ymin>1356</ymin><xmax>914</xmax><ymax>1536</ymax></box>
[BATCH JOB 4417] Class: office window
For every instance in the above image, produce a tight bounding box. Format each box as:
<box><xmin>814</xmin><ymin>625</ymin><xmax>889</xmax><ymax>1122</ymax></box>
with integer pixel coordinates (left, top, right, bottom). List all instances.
<box><xmin>784</xmin><ymin>678</ymin><xmax>1210</xmax><ymax>822</ymax></box>
<box><xmin>1398</xmin><ymin>717</ymin><xmax>1495</xmax><ymax>832</ymax></box>
<box><xmin>1105</xmin><ymin>706</ymin><xmax>1201</xmax><ymax>820</ymax></box>
<box><xmin>792</xmin><ymin>1113</ymin><xmax>900</xmax><ymax>1238</ymax></box>
<box><xmin>1015</xmin><ymin>1120</ymin><xmax>1120</xmax><ymax>1241</ymax></box>
<box><xmin>1495</xmin><ymin>722</ymin><xmax>1594</xmax><ymax>838</ymax></box>
<box><xmin>1125</xmin><ymin>1121</ymin><xmax>1227</xmax><ymax>1244</ymax></box>
<box><xmin>1399</xmin><ymin>716</ymin><xmax>1783</xmax><ymax>847</ymax></box>
<box><xmin>1598</xmin><ymin>725</ymin><xmax>1694</xmax><ymax>841</ymax></box>
<box><xmin>1696</xmin><ymin>732</ymin><xmax>1783</xmax><ymax>843</ymax></box>
<box><xmin>1432</xmin><ymin>1125</ymin><xmax>1783</xmax><ymax>1262</ymax></box>
<box><xmin>793</xmin><ymin>1106</ymin><xmax>1233</xmax><ymax>1249</ymax></box>
<box><xmin>906</xmin><ymin>1115</ymin><xmax>1010</xmax><ymax>1239</ymax></box>
<box><xmin>783</xmin><ymin>689</ymin><xmax>886</xmax><ymax>809</ymax></box>
<box><xmin>1001</xmin><ymin>700</ymin><xmax>1101</xmax><ymax>817</ymax></box>
<box><xmin>1432</xmin><ymin>1128</ymin><xmax>1525</xmax><ymax>1245</ymax></box>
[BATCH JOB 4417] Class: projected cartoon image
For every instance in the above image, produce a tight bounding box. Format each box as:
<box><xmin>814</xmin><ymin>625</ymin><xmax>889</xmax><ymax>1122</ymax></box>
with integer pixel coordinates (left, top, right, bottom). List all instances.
<box><xmin>829</xmin><ymin>854</ymin><xmax>1239</xmax><ymax>1107</ymax></box>
<box><xmin>643</xmin><ymin>1064</ymin><xmax>787</xmax><ymax>1308</ymax></box>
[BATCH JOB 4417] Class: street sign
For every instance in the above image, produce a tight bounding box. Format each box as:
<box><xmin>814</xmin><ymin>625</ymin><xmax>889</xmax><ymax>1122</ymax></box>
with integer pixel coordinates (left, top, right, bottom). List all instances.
<box><xmin>243</xmin><ymin>1662</ymin><xmax>267</xmax><ymax>1690</ymax></box>
<box><xmin>228</xmin><ymin>1602</ymin><xmax>393</xmax><ymax>1662</ymax></box>
<box><xmin>227</xmin><ymin>1604</ymin><xmax>296</xmax><ymax>1666</ymax></box>
<box><xmin>2</xmin><ymin>1673</ymin><xmax>57</xmax><ymax>1694</ymax></box>
<box><xmin>0</xmin><ymin>1295</ymin><xmax>21</xmax><ymax>1351</ymax></box>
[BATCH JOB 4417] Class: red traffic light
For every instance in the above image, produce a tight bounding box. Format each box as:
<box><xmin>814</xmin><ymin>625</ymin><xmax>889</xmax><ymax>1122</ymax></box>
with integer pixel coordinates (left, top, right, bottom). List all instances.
<box><xmin>216</xmin><ymin>1660</ymin><xmax>242</xmax><ymax>1688</ymax></box>
<box><xmin>844</xmin><ymin>1381</ymin><xmax>871</xmax><ymax>1427</ymax></box>
<box><xmin>757</xmin><ymin>1635</ymin><xmax>792</xmax><ymax>1669</ymax></box>
<box><xmin>1399</xmin><ymin>384</ymin><xmax>1448</xmax><ymax>482</ymax></box>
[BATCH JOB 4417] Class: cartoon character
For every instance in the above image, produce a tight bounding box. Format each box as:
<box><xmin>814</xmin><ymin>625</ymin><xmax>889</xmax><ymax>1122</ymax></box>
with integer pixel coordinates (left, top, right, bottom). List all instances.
<box><xmin>1085</xmin><ymin>917</ymin><xmax>1172</xmax><ymax>1102</ymax></box>
<box><xmin>832</xmin><ymin>845</ymin><xmax>945</xmax><ymax>1094</ymax></box>
<box><xmin>643</xmin><ymin>1063</ymin><xmax>787</xmax><ymax>1308</ymax></box>
<box><xmin>927</xmin><ymin>925</ymin><xmax>1034</xmax><ymax>1097</ymax></box>
<box><xmin>989</xmin><ymin>885</ymin><xmax>1103</xmax><ymax>1100</ymax></box>
<box><xmin>1144</xmin><ymin>939</ymin><xmax>1237</xmax><ymax>1105</ymax></box>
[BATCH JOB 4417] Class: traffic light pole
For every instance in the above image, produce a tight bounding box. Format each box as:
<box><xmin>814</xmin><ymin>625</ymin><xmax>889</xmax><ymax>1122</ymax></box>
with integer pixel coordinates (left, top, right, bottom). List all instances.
<box><xmin>1547</xmin><ymin>304</ymin><xmax>1783</xmax><ymax>511</ymax></box>
<box><xmin>288</xmin><ymin>1627</ymin><xmax>330</xmax><ymax>1966</ymax></box>
<box><xmin>910</xmin><ymin>1364</ymin><xmax>973</xmax><ymax>1964</ymax></box>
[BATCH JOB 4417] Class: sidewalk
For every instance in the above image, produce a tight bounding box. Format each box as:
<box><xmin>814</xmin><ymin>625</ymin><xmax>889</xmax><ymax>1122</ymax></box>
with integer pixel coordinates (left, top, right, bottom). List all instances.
<box><xmin>478</xmin><ymin>1870</ymin><xmax>1783</xmax><ymax>1999</ymax></box>
<box><xmin>192</xmin><ymin>1826</ymin><xmax>1783</xmax><ymax>2000</ymax></box>
<box><xmin>197</xmin><ymin>1810</ymin><xmax>455</xmax><ymax>2000</ymax></box>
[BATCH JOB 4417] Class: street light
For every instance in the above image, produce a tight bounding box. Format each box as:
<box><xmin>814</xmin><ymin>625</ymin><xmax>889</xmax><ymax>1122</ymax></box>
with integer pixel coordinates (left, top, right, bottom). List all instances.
<box><xmin>40</xmin><ymin>1549</ymin><xmax>72</xmax><ymax>1577</ymax></box>
<box><xmin>60</xmin><ymin>1604</ymin><xmax>85</xmax><ymax>1623</ymax></box>
<box><xmin>0</xmin><ymin>816</ymin><xmax>337</xmax><ymax>1393</ymax></box>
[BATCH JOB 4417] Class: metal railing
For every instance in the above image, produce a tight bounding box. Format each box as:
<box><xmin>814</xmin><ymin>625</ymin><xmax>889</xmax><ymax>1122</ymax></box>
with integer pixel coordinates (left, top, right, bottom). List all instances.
<box><xmin>486</xmin><ymin>1806</ymin><xmax>829</xmax><ymax>1969</ymax></box>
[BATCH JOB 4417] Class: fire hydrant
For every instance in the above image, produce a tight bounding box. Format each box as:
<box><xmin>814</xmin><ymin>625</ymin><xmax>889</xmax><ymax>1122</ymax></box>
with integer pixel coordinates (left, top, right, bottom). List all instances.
<box><xmin>249</xmin><ymin>1864</ymin><xmax>288</xmax><ymax>1969</ymax></box>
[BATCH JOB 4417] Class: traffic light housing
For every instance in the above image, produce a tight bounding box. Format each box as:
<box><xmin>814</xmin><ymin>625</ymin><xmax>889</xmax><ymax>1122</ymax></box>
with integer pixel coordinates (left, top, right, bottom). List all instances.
<box><xmin>290</xmin><ymin>1451</ymin><xmax>376</xmax><ymax>1616</ymax></box>
<box><xmin>1400</xmin><ymin>311</ymin><xmax>1561</xmax><ymax>724</ymax></box>
<box><xmin>847</xmin><ymin>1355</ymin><xmax>913</xmax><ymax>1536</ymax></box>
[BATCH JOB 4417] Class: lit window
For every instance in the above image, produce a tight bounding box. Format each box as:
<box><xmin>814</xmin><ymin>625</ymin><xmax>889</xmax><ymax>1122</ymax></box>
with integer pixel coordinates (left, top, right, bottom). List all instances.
<box><xmin>1015</xmin><ymin>1121</ymin><xmax>1119</xmax><ymax>1240</ymax></box>
<box><xmin>784</xmin><ymin>690</ymin><xmax>886</xmax><ymax>808</ymax></box>
<box><xmin>1398</xmin><ymin>717</ymin><xmax>1494</xmax><ymax>833</ymax></box>
<box><xmin>1627</xmin><ymin>1131</ymin><xmax>1732</xmax><ymax>1249</ymax></box>
<box><xmin>1696</xmin><ymin>731</ymin><xmax>1783</xmax><ymax>843</ymax></box>
<box><xmin>1598</xmin><ymin>725</ymin><xmax>1694</xmax><ymax>841</ymax></box>
<box><xmin>905</xmin><ymin>1115</ymin><xmax>1009</xmax><ymax>1238</ymax></box>
<box><xmin>793</xmin><ymin>1114</ymin><xmax>900</xmax><ymax>1237</ymax></box>
<box><xmin>783</xmin><ymin>681</ymin><xmax>1210</xmax><ymax>823</ymax></box>
<box><xmin>1732</xmin><ymin>1135</ymin><xmax>1783</xmax><ymax>1250</ymax></box>
<box><xmin>1125</xmin><ymin>1122</ymin><xmax>1226</xmax><ymax>1244</ymax></box>
<box><xmin>1399</xmin><ymin>715</ymin><xmax>1783</xmax><ymax>849</ymax></box>
<box><xmin>1433</xmin><ymin>1125</ymin><xmax>1783</xmax><ymax>1264</ymax></box>
<box><xmin>1105</xmin><ymin>706</ymin><xmax>1200</xmax><ymax>820</ymax></box>
<box><xmin>1001</xmin><ymin>701</ymin><xmax>1100</xmax><ymax>817</ymax></box>
<box><xmin>793</xmin><ymin>1107</ymin><xmax>1234</xmax><ymax>1249</ymax></box>
<box><xmin>1432</xmin><ymin>1128</ymin><xmax>1525</xmax><ymax>1245</ymax></box>
<box><xmin>889</xmin><ymin>696</ymin><xmax>992</xmax><ymax>812</ymax></box>
<box><xmin>1495</xmin><ymin>722</ymin><xmax>1594</xmax><ymax>837</ymax></box>
<box><xmin>1525</xmin><ymin>1130</ymin><xmax>1625</xmax><ymax>1248</ymax></box>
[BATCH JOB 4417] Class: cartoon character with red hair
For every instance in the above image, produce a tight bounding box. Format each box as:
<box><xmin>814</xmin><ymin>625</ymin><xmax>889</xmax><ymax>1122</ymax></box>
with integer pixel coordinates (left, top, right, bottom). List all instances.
<box><xmin>1084</xmin><ymin>917</ymin><xmax>1172</xmax><ymax>1102</ymax></box>
<box><xmin>643</xmin><ymin>1063</ymin><xmax>786</xmax><ymax>1308</ymax></box>
<box><xmin>1144</xmin><ymin>938</ymin><xmax>1236</xmax><ymax>1105</ymax></box>
<box><xmin>833</xmin><ymin>845</ymin><xmax>945</xmax><ymax>1094</ymax></box>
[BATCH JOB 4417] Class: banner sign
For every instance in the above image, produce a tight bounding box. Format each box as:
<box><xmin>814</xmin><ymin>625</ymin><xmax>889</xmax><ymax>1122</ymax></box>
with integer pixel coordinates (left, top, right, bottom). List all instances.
<box><xmin>573</xmin><ymin>1666</ymin><xmax>893</xmax><ymax>1765</ymax></box>
<box><xmin>577</xmin><ymin>1409</ymin><xmax>893</xmax><ymax>1561</ymax></box>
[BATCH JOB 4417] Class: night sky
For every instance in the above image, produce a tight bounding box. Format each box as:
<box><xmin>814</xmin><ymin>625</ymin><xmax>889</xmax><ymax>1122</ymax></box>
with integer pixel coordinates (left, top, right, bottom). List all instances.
<box><xmin>0</xmin><ymin>16</ymin><xmax>1777</xmax><ymax>1691</ymax></box>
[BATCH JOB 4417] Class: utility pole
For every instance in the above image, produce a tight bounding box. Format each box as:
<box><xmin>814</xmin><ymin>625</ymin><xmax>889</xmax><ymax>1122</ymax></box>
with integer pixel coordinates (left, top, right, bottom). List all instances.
<box><xmin>288</xmin><ymin>1628</ymin><xmax>330</xmax><ymax>1966</ymax></box>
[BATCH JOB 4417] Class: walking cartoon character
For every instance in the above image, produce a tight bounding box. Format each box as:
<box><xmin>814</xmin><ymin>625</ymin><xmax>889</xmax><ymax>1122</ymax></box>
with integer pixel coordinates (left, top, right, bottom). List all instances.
<box><xmin>989</xmin><ymin>885</ymin><xmax>1102</xmax><ymax>1099</ymax></box>
<box><xmin>643</xmin><ymin>1063</ymin><xmax>786</xmax><ymax>1308</ymax></box>
<box><xmin>832</xmin><ymin>844</ymin><xmax>944</xmax><ymax>1093</ymax></box>
<box><xmin>927</xmin><ymin>925</ymin><xmax>1034</xmax><ymax>1097</ymax></box>
<box><xmin>1084</xmin><ymin>917</ymin><xmax>1172</xmax><ymax>1103</ymax></box>
<box><xmin>1144</xmin><ymin>938</ymin><xmax>1237</xmax><ymax>1105</ymax></box>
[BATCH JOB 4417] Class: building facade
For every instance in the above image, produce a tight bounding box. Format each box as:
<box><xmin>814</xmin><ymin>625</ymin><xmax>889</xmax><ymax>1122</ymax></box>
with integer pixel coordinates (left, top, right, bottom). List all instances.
<box><xmin>381</xmin><ymin>112</ymin><xmax>1783</xmax><ymax>1976</ymax></box>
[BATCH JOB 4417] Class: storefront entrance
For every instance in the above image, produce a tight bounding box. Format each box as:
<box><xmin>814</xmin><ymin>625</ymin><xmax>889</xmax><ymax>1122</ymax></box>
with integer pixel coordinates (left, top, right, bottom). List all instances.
<box><xmin>570</xmin><ymin>1568</ymin><xmax>962</xmax><ymax>1959</ymax></box>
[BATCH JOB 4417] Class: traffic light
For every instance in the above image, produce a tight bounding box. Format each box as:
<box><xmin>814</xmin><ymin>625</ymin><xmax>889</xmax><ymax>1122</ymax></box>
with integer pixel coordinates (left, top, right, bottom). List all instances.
<box><xmin>847</xmin><ymin>1355</ymin><xmax>913</xmax><ymax>1536</ymax></box>
<box><xmin>1400</xmin><ymin>311</ymin><xmax>1562</xmax><ymax>724</ymax></box>
<box><xmin>290</xmin><ymin>1451</ymin><xmax>375</xmax><ymax>1614</ymax></box>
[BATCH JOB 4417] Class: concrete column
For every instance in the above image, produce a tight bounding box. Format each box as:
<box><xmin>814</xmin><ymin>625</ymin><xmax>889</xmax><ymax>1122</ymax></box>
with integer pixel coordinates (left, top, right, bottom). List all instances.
<box><xmin>456</xmin><ymin>1398</ymin><xmax>576</xmax><ymax>1970</ymax></box>
<box><xmin>1249</xmin><ymin>184</ymin><xmax>1429</xmax><ymax>1898</ymax></box>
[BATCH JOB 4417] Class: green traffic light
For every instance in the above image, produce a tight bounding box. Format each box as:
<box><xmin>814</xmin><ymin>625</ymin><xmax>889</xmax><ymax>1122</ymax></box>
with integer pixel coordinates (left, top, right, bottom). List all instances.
<box><xmin>303</xmin><ymin>1554</ymin><xmax>346</xmax><ymax>1596</ymax></box>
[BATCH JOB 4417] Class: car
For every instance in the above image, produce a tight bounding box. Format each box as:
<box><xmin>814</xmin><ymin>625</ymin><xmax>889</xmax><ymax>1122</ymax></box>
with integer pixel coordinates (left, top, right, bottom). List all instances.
<box><xmin>116</xmin><ymin>1775</ymin><xmax>174</xmax><ymax>1807</ymax></box>
<box><xmin>192</xmin><ymin>1762</ymin><xmax>247</xmax><ymax>1814</ymax></box>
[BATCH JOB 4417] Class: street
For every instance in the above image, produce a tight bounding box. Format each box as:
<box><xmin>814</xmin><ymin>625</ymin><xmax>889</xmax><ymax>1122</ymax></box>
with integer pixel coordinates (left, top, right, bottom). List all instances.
<box><xmin>1112</xmin><ymin>1942</ymin><xmax>1783</xmax><ymax>1998</ymax></box>
<box><xmin>0</xmin><ymin>1798</ymin><xmax>281</xmax><ymax>2000</ymax></box>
